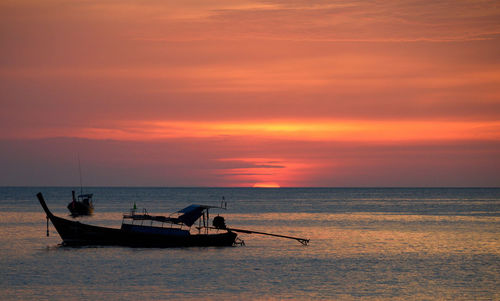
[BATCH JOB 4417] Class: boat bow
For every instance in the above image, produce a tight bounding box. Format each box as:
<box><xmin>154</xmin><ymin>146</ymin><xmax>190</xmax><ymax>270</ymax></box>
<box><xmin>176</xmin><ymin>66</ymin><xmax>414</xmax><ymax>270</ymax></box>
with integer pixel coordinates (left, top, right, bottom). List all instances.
<box><xmin>37</xmin><ymin>192</ymin><xmax>54</xmax><ymax>218</ymax></box>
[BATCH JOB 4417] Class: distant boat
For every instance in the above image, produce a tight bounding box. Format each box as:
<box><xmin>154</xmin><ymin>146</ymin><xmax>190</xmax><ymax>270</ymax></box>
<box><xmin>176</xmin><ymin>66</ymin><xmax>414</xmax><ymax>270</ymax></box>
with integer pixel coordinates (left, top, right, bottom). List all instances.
<box><xmin>67</xmin><ymin>190</ymin><xmax>94</xmax><ymax>216</ymax></box>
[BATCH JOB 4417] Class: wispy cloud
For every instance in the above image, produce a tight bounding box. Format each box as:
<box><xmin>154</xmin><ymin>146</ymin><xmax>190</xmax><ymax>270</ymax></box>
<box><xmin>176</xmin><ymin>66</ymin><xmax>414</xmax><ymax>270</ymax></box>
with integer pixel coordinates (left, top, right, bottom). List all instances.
<box><xmin>2</xmin><ymin>119</ymin><xmax>499</xmax><ymax>142</ymax></box>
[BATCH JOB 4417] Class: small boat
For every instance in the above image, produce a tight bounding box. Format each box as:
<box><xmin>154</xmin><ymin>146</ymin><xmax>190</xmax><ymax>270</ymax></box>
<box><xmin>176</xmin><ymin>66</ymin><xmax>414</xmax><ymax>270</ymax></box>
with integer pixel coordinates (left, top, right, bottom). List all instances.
<box><xmin>39</xmin><ymin>192</ymin><xmax>237</xmax><ymax>247</ymax></box>
<box><xmin>67</xmin><ymin>190</ymin><xmax>94</xmax><ymax>216</ymax></box>
<box><xmin>38</xmin><ymin>192</ymin><xmax>309</xmax><ymax>247</ymax></box>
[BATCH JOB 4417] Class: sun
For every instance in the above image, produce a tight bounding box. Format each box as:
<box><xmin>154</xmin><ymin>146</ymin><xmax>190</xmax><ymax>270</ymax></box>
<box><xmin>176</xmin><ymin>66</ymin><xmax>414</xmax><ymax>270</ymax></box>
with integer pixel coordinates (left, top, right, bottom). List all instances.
<box><xmin>252</xmin><ymin>182</ymin><xmax>281</xmax><ymax>188</ymax></box>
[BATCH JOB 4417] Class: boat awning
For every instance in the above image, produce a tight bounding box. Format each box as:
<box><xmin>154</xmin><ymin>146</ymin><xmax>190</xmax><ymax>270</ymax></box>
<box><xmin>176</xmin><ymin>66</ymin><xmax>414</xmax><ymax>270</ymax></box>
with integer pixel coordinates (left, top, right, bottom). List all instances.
<box><xmin>177</xmin><ymin>204</ymin><xmax>217</xmax><ymax>227</ymax></box>
<box><xmin>78</xmin><ymin>194</ymin><xmax>93</xmax><ymax>198</ymax></box>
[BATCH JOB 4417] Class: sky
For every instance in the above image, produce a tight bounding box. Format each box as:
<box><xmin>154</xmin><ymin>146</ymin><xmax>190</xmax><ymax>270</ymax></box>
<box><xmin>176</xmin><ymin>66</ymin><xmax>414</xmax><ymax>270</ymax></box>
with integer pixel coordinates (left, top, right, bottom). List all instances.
<box><xmin>1</xmin><ymin>0</ymin><xmax>499</xmax><ymax>187</ymax></box>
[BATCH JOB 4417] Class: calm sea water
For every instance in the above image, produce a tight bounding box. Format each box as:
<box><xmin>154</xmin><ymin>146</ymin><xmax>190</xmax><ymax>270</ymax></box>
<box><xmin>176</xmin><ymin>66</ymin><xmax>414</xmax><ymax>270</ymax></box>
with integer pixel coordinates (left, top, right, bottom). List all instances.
<box><xmin>1</xmin><ymin>187</ymin><xmax>499</xmax><ymax>300</ymax></box>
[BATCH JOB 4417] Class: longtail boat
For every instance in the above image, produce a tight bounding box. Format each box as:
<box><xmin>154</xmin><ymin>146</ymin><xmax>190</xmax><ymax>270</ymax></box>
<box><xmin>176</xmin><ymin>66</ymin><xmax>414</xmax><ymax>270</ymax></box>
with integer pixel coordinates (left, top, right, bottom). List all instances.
<box><xmin>37</xmin><ymin>192</ymin><xmax>309</xmax><ymax>247</ymax></box>
<box><xmin>38</xmin><ymin>193</ymin><xmax>237</xmax><ymax>247</ymax></box>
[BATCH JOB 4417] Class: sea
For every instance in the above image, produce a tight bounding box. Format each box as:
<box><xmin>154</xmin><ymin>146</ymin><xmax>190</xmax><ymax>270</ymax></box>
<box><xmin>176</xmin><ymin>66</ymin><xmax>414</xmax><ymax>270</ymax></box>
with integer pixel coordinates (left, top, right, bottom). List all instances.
<box><xmin>1</xmin><ymin>187</ymin><xmax>499</xmax><ymax>300</ymax></box>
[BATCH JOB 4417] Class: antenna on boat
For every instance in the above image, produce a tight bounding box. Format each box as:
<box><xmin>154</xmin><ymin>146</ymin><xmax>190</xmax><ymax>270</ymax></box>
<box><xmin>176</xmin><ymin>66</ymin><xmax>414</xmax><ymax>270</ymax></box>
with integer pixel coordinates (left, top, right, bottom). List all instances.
<box><xmin>221</xmin><ymin>196</ymin><xmax>227</xmax><ymax>209</ymax></box>
<box><xmin>78</xmin><ymin>153</ymin><xmax>83</xmax><ymax>196</ymax></box>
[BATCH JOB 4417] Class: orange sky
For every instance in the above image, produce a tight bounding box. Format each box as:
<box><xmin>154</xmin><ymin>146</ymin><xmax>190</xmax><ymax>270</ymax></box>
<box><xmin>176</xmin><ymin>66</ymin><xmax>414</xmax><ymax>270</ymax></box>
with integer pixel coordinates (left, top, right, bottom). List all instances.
<box><xmin>1</xmin><ymin>0</ymin><xmax>499</xmax><ymax>186</ymax></box>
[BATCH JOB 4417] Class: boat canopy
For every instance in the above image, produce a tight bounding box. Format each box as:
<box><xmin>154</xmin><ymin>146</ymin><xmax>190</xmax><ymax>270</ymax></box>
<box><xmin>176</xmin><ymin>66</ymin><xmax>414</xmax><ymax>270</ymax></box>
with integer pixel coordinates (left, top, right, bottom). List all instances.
<box><xmin>177</xmin><ymin>204</ymin><xmax>219</xmax><ymax>227</ymax></box>
<box><xmin>78</xmin><ymin>194</ymin><xmax>93</xmax><ymax>199</ymax></box>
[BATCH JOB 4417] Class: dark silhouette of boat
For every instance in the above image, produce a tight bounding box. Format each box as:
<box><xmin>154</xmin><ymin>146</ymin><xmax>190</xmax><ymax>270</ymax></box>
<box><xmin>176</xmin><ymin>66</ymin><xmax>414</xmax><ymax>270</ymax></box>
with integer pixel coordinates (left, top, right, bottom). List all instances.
<box><xmin>38</xmin><ymin>193</ymin><xmax>237</xmax><ymax>247</ymax></box>
<box><xmin>67</xmin><ymin>190</ymin><xmax>94</xmax><ymax>216</ymax></box>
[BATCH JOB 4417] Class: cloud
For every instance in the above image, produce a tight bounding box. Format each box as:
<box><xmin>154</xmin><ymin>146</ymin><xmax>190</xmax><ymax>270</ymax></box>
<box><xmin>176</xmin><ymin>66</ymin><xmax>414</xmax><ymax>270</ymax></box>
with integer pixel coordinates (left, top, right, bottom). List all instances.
<box><xmin>1</xmin><ymin>137</ymin><xmax>499</xmax><ymax>187</ymax></box>
<box><xmin>1</xmin><ymin>0</ymin><xmax>499</xmax><ymax>186</ymax></box>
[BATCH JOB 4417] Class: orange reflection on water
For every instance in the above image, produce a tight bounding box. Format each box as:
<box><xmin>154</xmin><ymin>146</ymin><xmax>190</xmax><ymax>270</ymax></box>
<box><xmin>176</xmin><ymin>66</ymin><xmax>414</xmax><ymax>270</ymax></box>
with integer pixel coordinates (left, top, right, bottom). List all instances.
<box><xmin>228</xmin><ymin>212</ymin><xmax>500</xmax><ymax>257</ymax></box>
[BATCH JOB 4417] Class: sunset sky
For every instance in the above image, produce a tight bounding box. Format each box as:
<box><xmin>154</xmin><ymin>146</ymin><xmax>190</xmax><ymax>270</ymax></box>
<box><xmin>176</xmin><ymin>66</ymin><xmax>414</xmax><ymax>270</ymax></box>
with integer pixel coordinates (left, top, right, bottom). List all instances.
<box><xmin>1</xmin><ymin>0</ymin><xmax>499</xmax><ymax>187</ymax></box>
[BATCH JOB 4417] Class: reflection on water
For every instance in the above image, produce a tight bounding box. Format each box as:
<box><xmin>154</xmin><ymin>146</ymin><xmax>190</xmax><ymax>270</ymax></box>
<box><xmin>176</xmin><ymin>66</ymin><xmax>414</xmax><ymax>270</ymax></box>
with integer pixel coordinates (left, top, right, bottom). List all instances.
<box><xmin>0</xmin><ymin>187</ymin><xmax>499</xmax><ymax>300</ymax></box>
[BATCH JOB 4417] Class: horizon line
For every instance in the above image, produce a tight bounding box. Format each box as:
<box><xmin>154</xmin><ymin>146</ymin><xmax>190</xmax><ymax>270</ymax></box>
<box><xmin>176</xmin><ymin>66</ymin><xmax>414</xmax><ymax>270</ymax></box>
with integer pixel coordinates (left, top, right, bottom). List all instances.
<box><xmin>1</xmin><ymin>186</ymin><xmax>499</xmax><ymax>189</ymax></box>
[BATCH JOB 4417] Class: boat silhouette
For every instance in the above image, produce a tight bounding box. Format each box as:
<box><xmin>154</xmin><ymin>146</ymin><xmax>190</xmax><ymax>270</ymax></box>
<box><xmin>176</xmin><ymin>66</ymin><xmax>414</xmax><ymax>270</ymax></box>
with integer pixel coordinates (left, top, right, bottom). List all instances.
<box><xmin>67</xmin><ymin>190</ymin><xmax>94</xmax><ymax>216</ymax></box>
<box><xmin>38</xmin><ymin>193</ymin><xmax>237</xmax><ymax>247</ymax></box>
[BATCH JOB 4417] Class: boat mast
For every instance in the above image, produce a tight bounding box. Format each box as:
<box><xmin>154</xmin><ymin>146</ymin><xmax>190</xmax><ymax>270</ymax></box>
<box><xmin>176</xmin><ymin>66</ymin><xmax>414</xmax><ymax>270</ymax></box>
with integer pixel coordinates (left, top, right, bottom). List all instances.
<box><xmin>78</xmin><ymin>153</ymin><xmax>83</xmax><ymax>196</ymax></box>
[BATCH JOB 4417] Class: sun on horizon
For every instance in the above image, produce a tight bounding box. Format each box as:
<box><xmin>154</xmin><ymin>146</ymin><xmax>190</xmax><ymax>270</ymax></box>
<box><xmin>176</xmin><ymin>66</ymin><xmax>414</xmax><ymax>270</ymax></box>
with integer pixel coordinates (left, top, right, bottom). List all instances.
<box><xmin>253</xmin><ymin>182</ymin><xmax>281</xmax><ymax>188</ymax></box>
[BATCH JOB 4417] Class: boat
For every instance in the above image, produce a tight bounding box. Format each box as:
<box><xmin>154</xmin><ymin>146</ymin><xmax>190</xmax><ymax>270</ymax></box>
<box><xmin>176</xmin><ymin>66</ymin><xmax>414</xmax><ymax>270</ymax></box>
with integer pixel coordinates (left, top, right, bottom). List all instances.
<box><xmin>39</xmin><ymin>193</ymin><xmax>237</xmax><ymax>247</ymax></box>
<box><xmin>38</xmin><ymin>192</ymin><xmax>309</xmax><ymax>247</ymax></box>
<box><xmin>67</xmin><ymin>190</ymin><xmax>94</xmax><ymax>216</ymax></box>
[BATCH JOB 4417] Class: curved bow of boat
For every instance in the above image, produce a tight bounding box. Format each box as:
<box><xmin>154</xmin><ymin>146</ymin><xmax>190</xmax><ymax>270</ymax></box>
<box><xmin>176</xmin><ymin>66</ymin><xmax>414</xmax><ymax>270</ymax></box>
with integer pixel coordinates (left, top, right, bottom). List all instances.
<box><xmin>37</xmin><ymin>192</ymin><xmax>54</xmax><ymax>218</ymax></box>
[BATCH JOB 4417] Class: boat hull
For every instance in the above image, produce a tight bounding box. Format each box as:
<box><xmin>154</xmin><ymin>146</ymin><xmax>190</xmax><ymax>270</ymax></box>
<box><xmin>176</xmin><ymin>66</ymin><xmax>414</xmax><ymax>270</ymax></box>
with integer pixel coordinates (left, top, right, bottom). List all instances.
<box><xmin>38</xmin><ymin>193</ymin><xmax>237</xmax><ymax>248</ymax></box>
<box><xmin>67</xmin><ymin>201</ymin><xmax>94</xmax><ymax>216</ymax></box>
